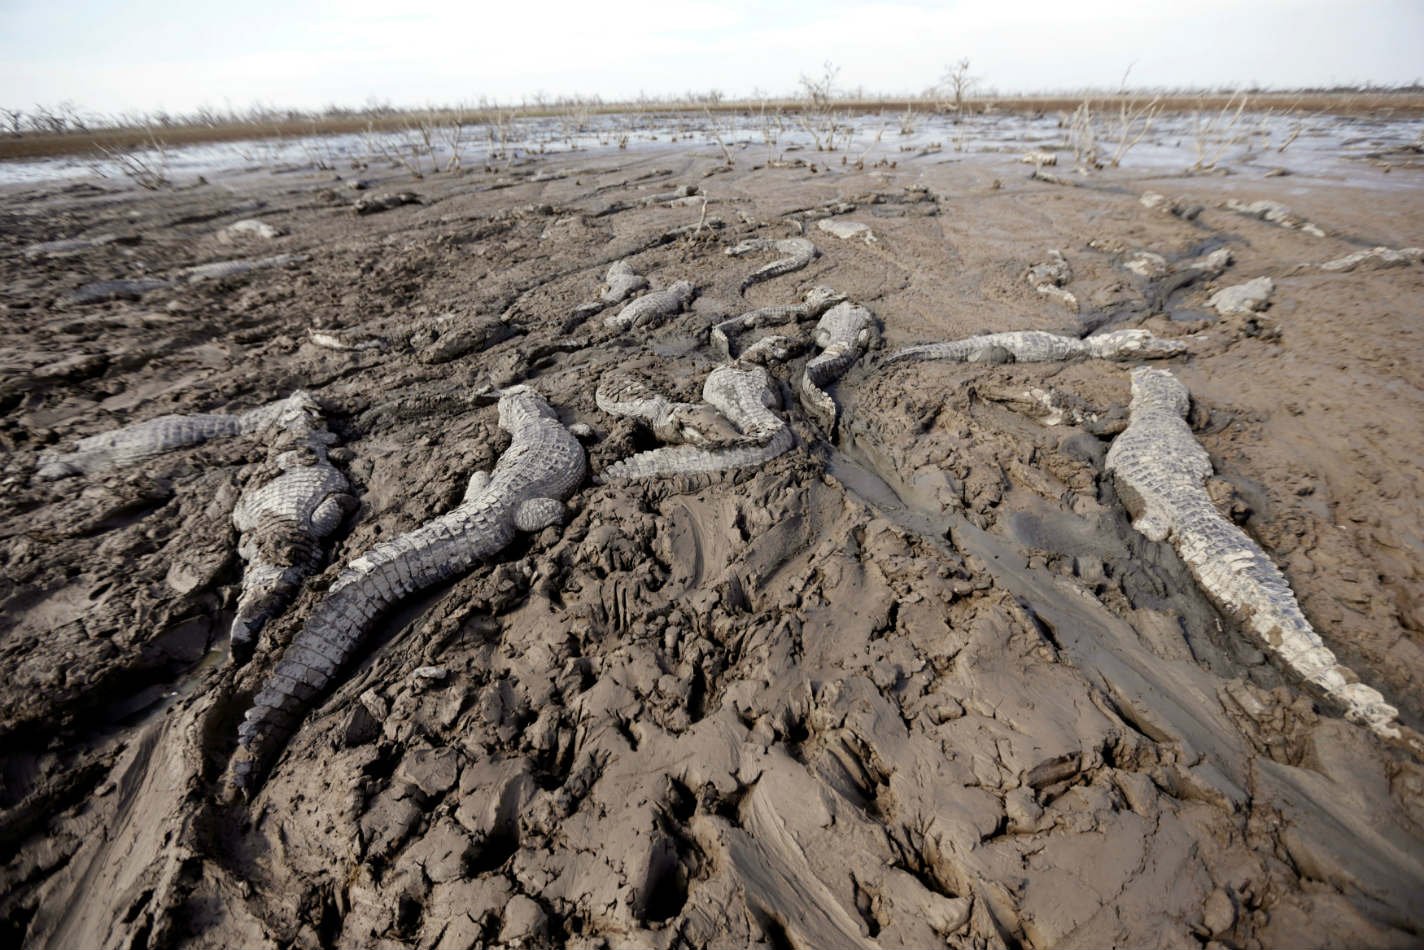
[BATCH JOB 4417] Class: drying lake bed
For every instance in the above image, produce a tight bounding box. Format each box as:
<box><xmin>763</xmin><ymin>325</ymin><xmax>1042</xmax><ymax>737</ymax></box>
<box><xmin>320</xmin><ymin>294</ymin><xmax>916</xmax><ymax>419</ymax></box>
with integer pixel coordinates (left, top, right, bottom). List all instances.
<box><xmin>1</xmin><ymin>109</ymin><xmax>1423</xmax><ymax>948</ymax></box>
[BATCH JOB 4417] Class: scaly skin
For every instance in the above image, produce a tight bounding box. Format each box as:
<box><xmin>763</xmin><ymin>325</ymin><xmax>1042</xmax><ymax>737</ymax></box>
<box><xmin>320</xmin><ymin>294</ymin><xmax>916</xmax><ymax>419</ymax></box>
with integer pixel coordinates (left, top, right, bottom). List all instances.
<box><xmin>595</xmin><ymin>374</ymin><xmax>745</xmax><ymax>447</ymax></box>
<box><xmin>737</xmin><ymin>335</ymin><xmax>800</xmax><ymax>365</ymax></box>
<box><xmin>1208</xmin><ymin>277</ymin><xmax>1275</xmax><ymax>316</ymax></box>
<box><xmin>884</xmin><ymin>329</ymin><xmax>1185</xmax><ymax>366</ymax></box>
<box><xmin>1176</xmin><ymin>247</ymin><xmax>1233</xmax><ymax>277</ymax></box>
<box><xmin>979</xmin><ymin>385</ymin><xmax>1116</xmax><ymax>434</ymax></box>
<box><xmin>604</xmin><ymin>281</ymin><xmax>695</xmax><ymax>332</ymax></box>
<box><xmin>725</xmin><ymin>237</ymin><xmax>819</xmax><ymax>291</ymax></box>
<box><xmin>182</xmin><ymin>253</ymin><xmax>304</xmax><ymax>283</ymax></box>
<box><xmin>25</xmin><ymin>233</ymin><xmax>121</xmax><ymax>260</ymax></box>
<box><xmin>602</xmin><ymin>364</ymin><xmax>792</xmax><ymax>480</ymax></box>
<box><xmin>797</xmin><ymin>301</ymin><xmax>879</xmax><ymax>434</ymax></box>
<box><xmin>307</xmin><ymin>328</ymin><xmax>386</xmax><ymax>352</ymax></box>
<box><xmin>1319</xmin><ymin>246</ymin><xmax>1424</xmax><ymax>273</ymax></box>
<box><xmin>1223</xmin><ymin>198</ymin><xmax>1325</xmax><ymax>237</ymax></box>
<box><xmin>36</xmin><ymin>396</ymin><xmax>300</xmax><ymax>479</ymax></box>
<box><xmin>230</xmin><ymin>392</ymin><xmax>355</xmax><ymax>660</ymax></box>
<box><xmin>1025</xmin><ymin>249</ymin><xmax>1071</xmax><ymax>289</ymax></box>
<box><xmin>354</xmin><ymin>192</ymin><xmax>422</xmax><ymax>215</ymax></box>
<box><xmin>711</xmin><ymin>286</ymin><xmax>846</xmax><ymax>359</ymax></box>
<box><xmin>641</xmin><ymin>184</ymin><xmax>699</xmax><ymax>205</ymax></box>
<box><xmin>230</xmin><ymin>387</ymin><xmax>586</xmax><ymax>792</ymax></box>
<box><xmin>57</xmin><ymin>278</ymin><xmax>171</xmax><ymax>306</ymax></box>
<box><xmin>1025</xmin><ymin>249</ymin><xmax>1077</xmax><ymax>311</ymax></box>
<box><xmin>223</xmin><ymin>219</ymin><xmax>284</xmax><ymax>241</ymax></box>
<box><xmin>55</xmin><ymin>254</ymin><xmax>303</xmax><ymax>307</ymax></box>
<box><xmin>569</xmin><ymin>260</ymin><xmax>650</xmax><ymax>324</ymax></box>
<box><xmin>600</xmin><ymin>260</ymin><xmax>650</xmax><ymax>305</ymax></box>
<box><xmin>56</xmin><ymin>253</ymin><xmax>302</xmax><ymax>306</ymax></box>
<box><xmin>1105</xmin><ymin>368</ymin><xmax>1399</xmax><ymax>739</ymax></box>
<box><xmin>1141</xmin><ymin>248</ymin><xmax>1233</xmax><ymax>313</ymax></box>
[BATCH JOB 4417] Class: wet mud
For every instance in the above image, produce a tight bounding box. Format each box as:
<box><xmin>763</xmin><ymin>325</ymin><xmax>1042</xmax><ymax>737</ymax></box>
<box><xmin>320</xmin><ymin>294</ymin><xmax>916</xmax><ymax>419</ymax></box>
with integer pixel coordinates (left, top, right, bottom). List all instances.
<box><xmin>2</xmin><ymin>133</ymin><xmax>1423</xmax><ymax>948</ymax></box>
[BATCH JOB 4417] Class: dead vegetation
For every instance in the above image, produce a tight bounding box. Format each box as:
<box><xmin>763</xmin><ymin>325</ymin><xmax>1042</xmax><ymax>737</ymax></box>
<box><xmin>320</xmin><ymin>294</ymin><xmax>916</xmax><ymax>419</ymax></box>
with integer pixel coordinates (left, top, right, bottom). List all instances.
<box><xmin>1063</xmin><ymin>68</ymin><xmax>1164</xmax><ymax>173</ymax></box>
<box><xmin>796</xmin><ymin>61</ymin><xmax>853</xmax><ymax>152</ymax></box>
<box><xmin>93</xmin><ymin>126</ymin><xmax>171</xmax><ymax>190</ymax></box>
<box><xmin>361</xmin><ymin>110</ymin><xmax>472</xmax><ymax>179</ymax></box>
<box><xmin>940</xmin><ymin>58</ymin><xmax>978</xmax><ymax>119</ymax></box>
<box><xmin>6</xmin><ymin>86</ymin><xmax>1420</xmax><ymax>162</ymax></box>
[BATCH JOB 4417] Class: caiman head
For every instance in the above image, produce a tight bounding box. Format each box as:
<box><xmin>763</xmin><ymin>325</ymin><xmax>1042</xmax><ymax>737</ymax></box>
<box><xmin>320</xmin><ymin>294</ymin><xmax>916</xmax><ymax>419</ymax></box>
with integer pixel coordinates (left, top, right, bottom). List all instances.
<box><xmin>495</xmin><ymin>385</ymin><xmax>559</xmax><ymax>431</ymax></box>
<box><xmin>803</xmin><ymin>285</ymin><xmax>847</xmax><ymax>314</ymax></box>
<box><xmin>1129</xmin><ymin>367</ymin><xmax>1191</xmax><ymax>418</ymax></box>
<box><xmin>667</xmin><ymin>280</ymin><xmax>697</xmax><ymax>305</ymax></box>
<box><xmin>1089</xmin><ymin>329</ymin><xmax>1187</xmax><ymax>360</ymax></box>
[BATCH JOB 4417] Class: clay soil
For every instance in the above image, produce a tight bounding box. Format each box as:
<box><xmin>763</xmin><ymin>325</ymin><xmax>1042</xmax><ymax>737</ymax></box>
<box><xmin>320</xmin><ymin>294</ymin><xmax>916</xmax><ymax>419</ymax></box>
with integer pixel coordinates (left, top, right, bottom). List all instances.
<box><xmin>1</xmin><ymin>134</ymin><xmax>1423</xmax><ymax>949</ymax></box>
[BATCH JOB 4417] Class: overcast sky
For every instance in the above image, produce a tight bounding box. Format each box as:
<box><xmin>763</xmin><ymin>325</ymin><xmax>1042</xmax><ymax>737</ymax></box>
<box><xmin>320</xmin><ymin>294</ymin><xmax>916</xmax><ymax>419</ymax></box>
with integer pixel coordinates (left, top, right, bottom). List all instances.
<box><xmin>3</xmin><ymin>0</ymin><xmax>1421</xmax><ymax>117</ymax></box>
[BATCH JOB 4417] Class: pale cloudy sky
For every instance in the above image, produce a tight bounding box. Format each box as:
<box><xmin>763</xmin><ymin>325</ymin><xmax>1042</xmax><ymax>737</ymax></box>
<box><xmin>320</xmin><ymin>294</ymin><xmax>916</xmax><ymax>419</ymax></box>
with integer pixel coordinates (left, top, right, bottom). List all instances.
<box><xmin>2</xmin><ymin>0</ymin><xmax>1420</xmax><ymax>116</ymax></box>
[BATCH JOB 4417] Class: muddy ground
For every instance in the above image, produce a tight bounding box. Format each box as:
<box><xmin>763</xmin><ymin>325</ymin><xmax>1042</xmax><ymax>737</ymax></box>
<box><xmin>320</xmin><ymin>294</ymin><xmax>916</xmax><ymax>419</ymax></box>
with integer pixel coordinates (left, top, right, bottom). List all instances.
<box><xmin>1</xmin><ymin>133</ymin><xmax>1422</xmax><ymax>949</ymax></box>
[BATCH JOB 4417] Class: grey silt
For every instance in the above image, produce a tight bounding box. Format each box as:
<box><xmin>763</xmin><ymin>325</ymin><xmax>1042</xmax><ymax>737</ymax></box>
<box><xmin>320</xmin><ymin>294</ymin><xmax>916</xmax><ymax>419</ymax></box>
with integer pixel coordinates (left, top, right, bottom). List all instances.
<box><xmin>230</xmin><ymin>392</ymin><xmax>355</xmax><ymax>659</ymax></box>
<box><xmin>711</xmin><ymin>286</ymin><xmax>846</xmax><ymax>359</ymax></box>
<box><xmin>36</xmin><ymin>396</ymin><xmax>300</xmax><ymax>479</ymax></box>
<box><xmin>1105</xmin><ymin>367</ymin><xmax>1399</xmax><ymax>739</ymax></box>
<box><xmin>725</xmin><ymin>237</ymin><xmax>819</xmax><ymax>291</ymax></box>
<box><xmin>230</xmin><ymin>386</ymin><xmax>586</xmax><ymax>792</ymax></box>
<box><xmin>885</xmin><ymin>329</ymin><xmax>1185</xmax><ymax>366</ymax></box>
<box><xmin>797</xmin><ymin>301</ymin><xmax>880</xmax><ymax>434</ymax></box>
<box><xmin>601</xmin><ymin>364</ymin><xmax>792</xmax><ymax>480</ymax></box>
<box><xmin>604</xmin><ymin>281</ymin><xmax>695</xmax><ymax>331</ymax></box>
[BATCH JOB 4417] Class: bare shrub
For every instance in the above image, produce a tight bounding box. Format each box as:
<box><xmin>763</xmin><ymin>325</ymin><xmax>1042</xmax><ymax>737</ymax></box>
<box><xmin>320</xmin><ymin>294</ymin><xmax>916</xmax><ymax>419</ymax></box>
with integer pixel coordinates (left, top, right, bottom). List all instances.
<box><xmin>1063</xmin><ymin>69</ymin><xmax>1162</xmax><ymax>173</ymax></box>
<box><xmin>898</xmin><ymin>104</ymin><xmax>916</xmax><ymax>136</ymax></box>
<box><xmin>486</xmin><ymin>107</ymin><xmax>518</xmax><ymax>165</ymax></box>
<box><xmin>940</xmin><ymin>58</ymin><xmax>978</xmax><ymax>119</ymax></box>
<box><xmin>1068</xmin><ymin>101</ymin><xmax>1100</xmax><ymax>171</ymax></box>
<box><xmin>703</xmin><ymin>108</ymin><xmax>735</xmax><ymax>167</ymax></box>
<box><xmin>800</xmin><ymin>61</ymin><xmax>840</xmax><ymax>109</ymax></box>
<box><xmin>557</xmin><ymin>101</ymin><xmax>592</xmax><ymax>148</ymax></box>
<box><xmin>299</xmin><ymin>122</ymin><xmax>341</xmax><ymax>170</ymax></box>
<box><xmin>797</xmin><ymin>61</ymin><xmax>849</xmax><ymax>151</ymax></box>
<box><xmin>758</xmin><ymin>97</ymin><xmax>785</xmax><ymax>160</ymax></box>
<box><xmin>97</xmin><ymin>127</ymin><xmax>171</xmax><ymax>189</ymax></box>
<box><xmin>1106</xmin><ymin>67</ymin><xmax>1162</xmax><ymax>167</ymax></box>
<box><xmin>1190</xmin><ymin>92</ymin><xmax>1250</xmax><ymax>171</ymax></box>
<box><xmin>437</xmin><ymin>109</ymin><xmax>469</xmax><ymax>171</ymax></box>
<box><xmin>851</xmin><ymin>125</ymin><xmax>886</xmax><ymax>167</ymax></box>
<box><xmin>362</xmin><ymin>111</ymin><xmax>469</xmax><ymax>178</ymax></box>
